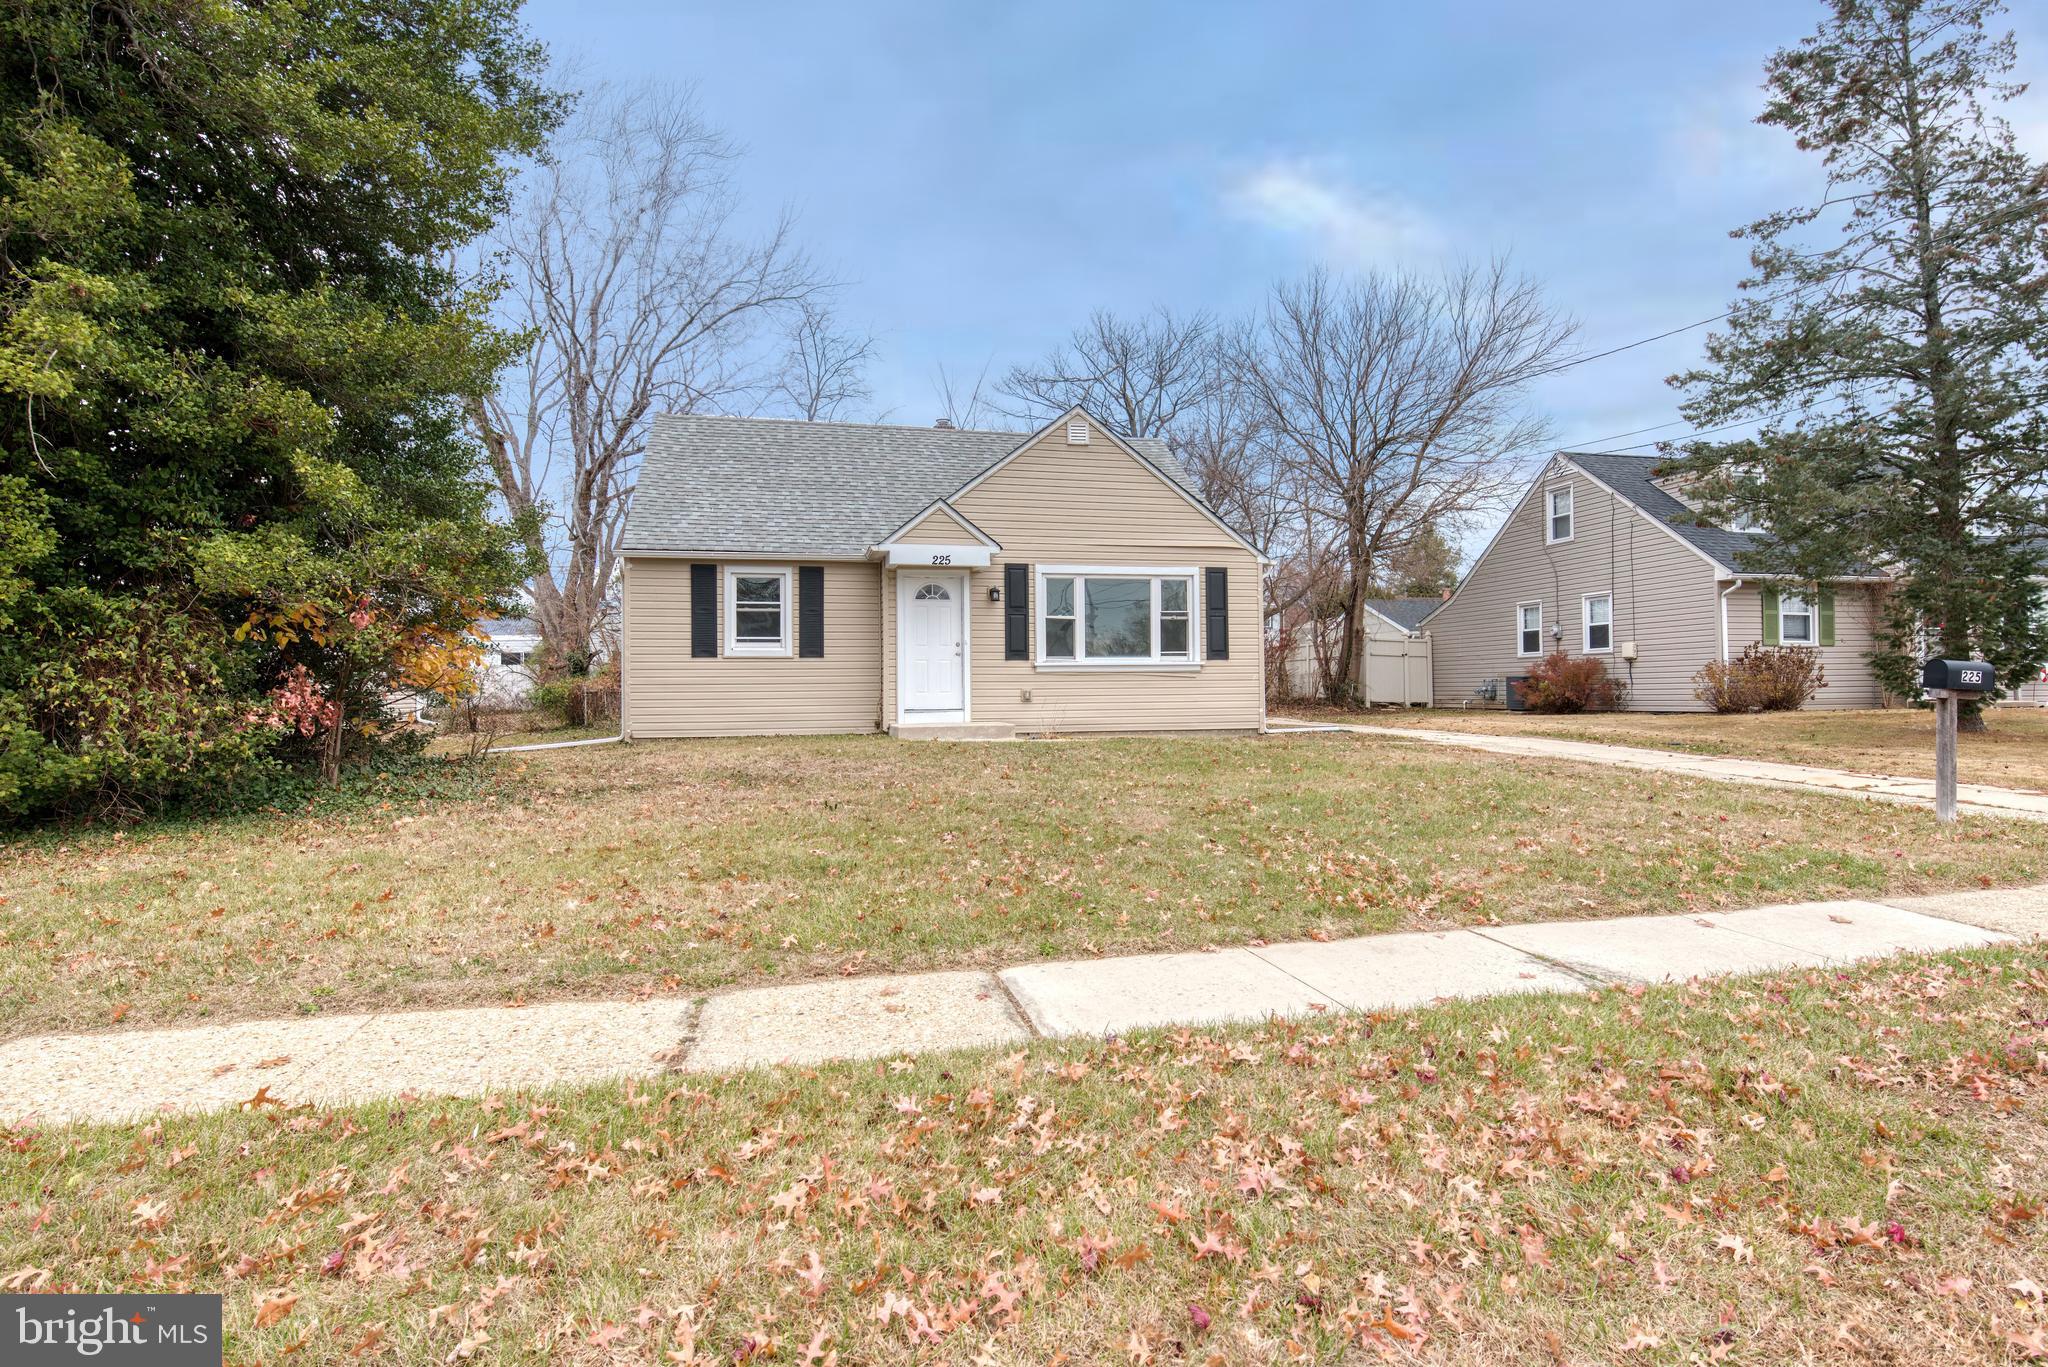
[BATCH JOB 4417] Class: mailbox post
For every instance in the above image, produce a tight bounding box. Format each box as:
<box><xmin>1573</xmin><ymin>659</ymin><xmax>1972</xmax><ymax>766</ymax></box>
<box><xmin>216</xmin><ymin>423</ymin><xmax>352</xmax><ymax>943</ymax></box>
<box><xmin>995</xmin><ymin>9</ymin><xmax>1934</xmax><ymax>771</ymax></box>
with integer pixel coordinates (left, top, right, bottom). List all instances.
<box><xmin>1921</xmin><ymin>659</ymin><xmax>1997</xmax><ymax>822</ymax></box>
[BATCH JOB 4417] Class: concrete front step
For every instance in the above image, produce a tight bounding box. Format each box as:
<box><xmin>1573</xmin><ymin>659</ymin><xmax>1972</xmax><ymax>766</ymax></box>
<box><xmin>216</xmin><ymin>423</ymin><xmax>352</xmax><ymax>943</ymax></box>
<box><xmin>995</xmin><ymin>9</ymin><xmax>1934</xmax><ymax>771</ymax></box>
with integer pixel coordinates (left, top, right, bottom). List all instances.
<box><xmin>889</xmin><ymin>721</ymin><xmax>1018</xmax><ymax>741</ymax></box>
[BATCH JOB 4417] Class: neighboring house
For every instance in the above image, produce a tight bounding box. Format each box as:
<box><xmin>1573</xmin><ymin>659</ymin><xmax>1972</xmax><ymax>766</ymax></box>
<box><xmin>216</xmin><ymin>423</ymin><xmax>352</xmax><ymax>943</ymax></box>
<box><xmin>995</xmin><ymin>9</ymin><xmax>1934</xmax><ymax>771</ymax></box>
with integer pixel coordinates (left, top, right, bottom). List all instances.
<box><xmin>475</xmin><ymin>617</ymin><xmax>542</xmax><ymax>705</ymax></box>
<box><xmin>1428</xmin><ymin>451</ymin><xmax>1889</xmax><ymax>711</ymax></box>
<box><xmin>1280</xmin><ymin>598</ymin><xmax>1441</xmax><ymax>700</ymax></box>
<box><xmin>617</xmin><ymin>407</ymin><xmax>1268</xmax><ymax>738</ymax></box>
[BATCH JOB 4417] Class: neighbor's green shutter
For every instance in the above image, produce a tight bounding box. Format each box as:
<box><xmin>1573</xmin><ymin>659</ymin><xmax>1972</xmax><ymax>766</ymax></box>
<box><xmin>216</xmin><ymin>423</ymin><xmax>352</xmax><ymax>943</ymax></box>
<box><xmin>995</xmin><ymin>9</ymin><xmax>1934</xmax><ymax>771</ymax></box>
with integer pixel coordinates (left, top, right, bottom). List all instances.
<box><xmin>1818</xmin><ymin>589</ymin><xmax>1835</xmax><ymax>647</ymax></box>
<box><xmin>1761</xmin><ymin>586</ymin><xmax>1780</xmax><ymax>645</ymax></box>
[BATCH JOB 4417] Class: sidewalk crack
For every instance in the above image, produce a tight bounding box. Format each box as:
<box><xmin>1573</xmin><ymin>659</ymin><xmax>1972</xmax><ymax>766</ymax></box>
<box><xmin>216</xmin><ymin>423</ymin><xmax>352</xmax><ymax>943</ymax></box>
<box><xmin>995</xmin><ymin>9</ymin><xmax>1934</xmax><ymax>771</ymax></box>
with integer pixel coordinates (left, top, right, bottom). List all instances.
<box><xmin>1244</xmin><ymin>947</ymin><xmax>1361</xmax><ymax>1014</ymax></box>
<box><xmin>1465</xmin><ymin>929</ymin><xmax>1616</xmax><ymax>990</ymax></box>
<box><xmin>664</xmin><ymin>997</ymin><xmax>707</xmax><ymax>1072</ymax></box>
<box><xmin>988</xmin><ymin>970</ymin><xmax>1044</xmax><ymax>1039</ymax></box>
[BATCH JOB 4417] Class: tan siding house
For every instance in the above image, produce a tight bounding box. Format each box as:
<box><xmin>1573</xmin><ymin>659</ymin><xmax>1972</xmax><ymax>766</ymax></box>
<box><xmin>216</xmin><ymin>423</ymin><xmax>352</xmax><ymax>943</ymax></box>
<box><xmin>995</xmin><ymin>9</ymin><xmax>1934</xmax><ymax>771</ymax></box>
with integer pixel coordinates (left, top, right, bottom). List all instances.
<box><xmin>620</xmin><ymin>408</ymin><xmax>1267</xmax><ymax>739</ymax></box>
<box><xmin>1427</xmin><ymin>452</ymin><xmax>1890</xmax><ymax>712</ymax></box>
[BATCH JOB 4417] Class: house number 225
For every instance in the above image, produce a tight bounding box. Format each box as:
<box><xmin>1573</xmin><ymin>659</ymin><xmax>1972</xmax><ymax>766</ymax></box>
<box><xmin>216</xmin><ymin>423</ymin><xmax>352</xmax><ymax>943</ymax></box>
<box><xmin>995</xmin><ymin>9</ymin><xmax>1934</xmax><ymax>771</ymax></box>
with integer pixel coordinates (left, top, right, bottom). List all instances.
<box><xmin>929</xmin><ymin>554</ymin><xmax>952</xmax><ymax>565</ymax></box>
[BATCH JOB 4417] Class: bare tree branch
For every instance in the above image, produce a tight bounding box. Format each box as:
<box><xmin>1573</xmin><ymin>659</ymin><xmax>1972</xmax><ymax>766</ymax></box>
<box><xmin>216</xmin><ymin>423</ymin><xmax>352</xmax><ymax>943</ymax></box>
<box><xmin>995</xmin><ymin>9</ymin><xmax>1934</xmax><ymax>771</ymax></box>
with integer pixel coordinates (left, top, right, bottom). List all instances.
<box><xmin>768</xmin><ymin>299</ymin><xmax>874</xmax><ymax>421</ymax></box>
<box><xmin>466</xmin><ymin>83</ymin><xmax>830</xmax><ymax>671</ymax></box>
<box><xmin>997</xmin><ymin>307</ymin><xmax>1218</xmax><ymax>436</ymax></box>
<box><xmin>1230</xmin><ymin>262</ymin><xmax>1575</xmax><ymax>700</ymax></box>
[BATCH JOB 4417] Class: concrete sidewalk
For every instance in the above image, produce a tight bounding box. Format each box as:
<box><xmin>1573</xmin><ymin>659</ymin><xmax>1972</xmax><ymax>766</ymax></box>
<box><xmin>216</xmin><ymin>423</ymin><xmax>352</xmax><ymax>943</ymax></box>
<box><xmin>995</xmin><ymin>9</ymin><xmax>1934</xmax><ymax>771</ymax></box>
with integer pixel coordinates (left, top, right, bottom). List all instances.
<box><xmin>1273</xmin><ymin>720</ymin><xmax>2048</xmax><ymax>821</ymax></box>
<box><xmin>2</xmin><ymin>887</ymin><xmax>2038</xmax><ymax>1127</ymax></box>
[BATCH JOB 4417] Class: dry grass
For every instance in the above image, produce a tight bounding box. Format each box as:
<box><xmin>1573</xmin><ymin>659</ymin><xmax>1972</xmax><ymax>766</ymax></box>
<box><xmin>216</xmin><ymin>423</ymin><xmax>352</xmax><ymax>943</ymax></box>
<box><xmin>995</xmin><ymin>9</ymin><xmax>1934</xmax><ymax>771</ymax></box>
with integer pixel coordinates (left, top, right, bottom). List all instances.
<box><xmin>1280</xmin><ymin>705</ymin><xmax>2048</xmax><ymax>792</ymax></box>
<box><xmin>4</xmin><ymin>947</ymin><xmax>2045</xmax><ymax>1363</ymax></box>
<box><xmin>5</xmin><ymin>732</ymin><xmax>2048</xmax><ymax>1043</ymax></box>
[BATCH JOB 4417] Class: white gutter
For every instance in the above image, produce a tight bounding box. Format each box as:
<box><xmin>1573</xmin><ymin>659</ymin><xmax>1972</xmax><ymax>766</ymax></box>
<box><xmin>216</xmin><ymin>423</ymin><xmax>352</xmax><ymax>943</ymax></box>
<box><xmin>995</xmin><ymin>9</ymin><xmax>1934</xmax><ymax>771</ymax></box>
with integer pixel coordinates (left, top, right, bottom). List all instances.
<box><xmin>1718</xmin><ymin>579</ymin><xmax>1744</xmax><ymax>663</ymax></box>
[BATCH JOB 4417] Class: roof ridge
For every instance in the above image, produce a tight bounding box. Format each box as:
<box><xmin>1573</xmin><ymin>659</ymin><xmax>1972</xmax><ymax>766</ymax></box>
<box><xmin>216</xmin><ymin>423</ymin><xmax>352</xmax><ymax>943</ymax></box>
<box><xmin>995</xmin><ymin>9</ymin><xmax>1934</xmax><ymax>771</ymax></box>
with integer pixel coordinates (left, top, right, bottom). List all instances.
<box><xmin>653</xmin><ymin>411</ymin><xmax>1174</xmax><ymax>445</ymax></box>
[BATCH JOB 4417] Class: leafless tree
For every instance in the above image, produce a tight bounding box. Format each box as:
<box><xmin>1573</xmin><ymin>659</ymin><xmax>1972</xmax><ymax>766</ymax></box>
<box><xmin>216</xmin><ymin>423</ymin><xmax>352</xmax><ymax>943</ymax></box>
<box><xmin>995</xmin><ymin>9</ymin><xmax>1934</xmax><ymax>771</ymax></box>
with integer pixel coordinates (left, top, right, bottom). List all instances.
<box><xmin>1232</xmin><ymin>263</ymin><xmax>1575</xmax><ymax>701</ymax></box>
<box><xmin>770</xmin><ymin>300</ymin><xmax>874</xmax><ymax>421</ymax></box>
<box><xmin>1167</xmin><ymin>364</ymin><xmax>1286</xmax><ymax>557</ymax></box>
<box><xmin>997</xmin><ymin>307</ymin><xmax>1218</xmax><ymax>436</ymax></box>
<box><xmin>931</xmin><ymin>359</ymin><xmax>1006</xmax><ymax>430</ymax></box>
<box><xmin>466</xmin><ymin>84</ymin><xmax>828</xmax><ymax>672</ymax></box>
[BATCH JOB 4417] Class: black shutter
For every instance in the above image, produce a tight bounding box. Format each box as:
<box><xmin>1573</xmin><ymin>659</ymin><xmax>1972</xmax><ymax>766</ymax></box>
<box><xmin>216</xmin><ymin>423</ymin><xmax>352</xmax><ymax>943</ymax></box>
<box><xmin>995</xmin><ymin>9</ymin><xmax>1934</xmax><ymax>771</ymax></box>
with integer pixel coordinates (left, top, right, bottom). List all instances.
<box><xmin>1004</xmin><ymin>563</ymin><xmax>1030</xmax><ymax>660</ymax></box>
<box><xmin>797</xmin><ymin>565</ymin><xmax>825</xmax><ymax>658</ymax></box>
<box><xmin>690</xmin><ymin>563</ymin><xmax>718</xmax><ymax>658</ymax></box>
<box><xmin>1204</xmin><ymin>567</ymin><xmax>1230</xmax><ymax>660</ymax></box>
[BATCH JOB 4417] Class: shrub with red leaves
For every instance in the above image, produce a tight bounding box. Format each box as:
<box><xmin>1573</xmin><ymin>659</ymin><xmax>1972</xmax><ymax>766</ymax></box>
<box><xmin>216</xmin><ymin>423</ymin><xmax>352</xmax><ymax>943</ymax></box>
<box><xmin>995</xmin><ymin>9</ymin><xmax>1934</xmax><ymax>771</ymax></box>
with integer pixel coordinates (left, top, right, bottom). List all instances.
<box><xmin>1519</xmin><ymin>650</ymin><xmax>1624</xmax><ymax>713</ymax></box>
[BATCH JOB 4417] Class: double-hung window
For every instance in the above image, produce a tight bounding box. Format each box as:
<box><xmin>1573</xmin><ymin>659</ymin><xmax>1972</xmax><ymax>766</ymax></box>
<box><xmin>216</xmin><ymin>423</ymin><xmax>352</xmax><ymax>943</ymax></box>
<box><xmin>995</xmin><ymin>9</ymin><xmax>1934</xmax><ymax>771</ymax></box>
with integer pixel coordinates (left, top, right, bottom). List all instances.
<box><xmin>725</xmin><ymin>566</ymin><xmax>792</xmax><ymax>656</ymax></box>
<box><xmin>1037</xmin><ymin>567</ymin><xmax>1199</xmax><ymax>667</ymax></box>
<box><xmin>1779</xmin><ymin>592</ymin><xmax>1814</xmax><ymax>644</ymax></box>
<box><xmin>1582</xmin><ymin>593</ymin><xmax>1613</xmax><ymax>653</ymax></box>
<box><xmin>1546</xmin><ymin>486</ymin><xmax>1574</xmax><ymax>543</ymax></box>
<box><xmin>1517</xmin><ymin>602</ymin><xmax>1542</xmax><ymax>656</ymax></box>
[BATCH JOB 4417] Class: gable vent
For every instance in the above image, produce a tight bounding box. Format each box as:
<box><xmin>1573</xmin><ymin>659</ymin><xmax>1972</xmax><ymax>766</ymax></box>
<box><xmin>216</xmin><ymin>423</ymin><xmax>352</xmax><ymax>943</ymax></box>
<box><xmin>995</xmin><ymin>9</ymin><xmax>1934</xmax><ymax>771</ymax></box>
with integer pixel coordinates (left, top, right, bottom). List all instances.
<box><xmin>1065</xmin><ymin>421</ymin><xmax>1089</xmax><ymax>445</ymax></box>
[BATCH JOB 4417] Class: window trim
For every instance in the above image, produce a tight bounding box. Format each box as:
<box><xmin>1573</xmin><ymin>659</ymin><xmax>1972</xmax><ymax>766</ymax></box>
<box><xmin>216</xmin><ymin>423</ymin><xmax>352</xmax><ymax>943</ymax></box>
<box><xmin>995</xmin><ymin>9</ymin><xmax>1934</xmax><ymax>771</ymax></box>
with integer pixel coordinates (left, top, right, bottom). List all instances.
<box><xmin>1516</xmin><ymin>600</ymin><xmax>1543</xmax><ymax>657</ymax></box>
<box><xmin>1034</xmin><ymin>564</ymin><xmax>1203</xmax><ymax>671</ymax></box>
<box><xmin>1581</xmin><ymin>592</ymin><xmax>1614</xmax><ymax>655</ymax></box>
<box><xmin>723</xmin><ymin>565</ymin><xmax>793</xmax><ymax>657</ymax></box>
<box><xmin>1545</xmin><ymin>484</ymin><xmax>1574</xmax><ymax>544</ymax></box>
<box><xmin>1779</xmin><ymin>591</ymin><xmax>1815</xmax><ymax>645</ymax></box>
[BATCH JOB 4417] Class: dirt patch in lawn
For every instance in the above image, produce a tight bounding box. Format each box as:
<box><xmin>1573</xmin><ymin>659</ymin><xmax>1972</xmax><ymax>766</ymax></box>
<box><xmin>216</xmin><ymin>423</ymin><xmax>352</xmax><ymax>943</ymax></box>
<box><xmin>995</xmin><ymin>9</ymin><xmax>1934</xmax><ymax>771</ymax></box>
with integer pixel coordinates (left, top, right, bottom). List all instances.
<box><xmin>3</xmin><ymin>732</ymin><xmax>2045</xmax><ymax>1040</ymax></box>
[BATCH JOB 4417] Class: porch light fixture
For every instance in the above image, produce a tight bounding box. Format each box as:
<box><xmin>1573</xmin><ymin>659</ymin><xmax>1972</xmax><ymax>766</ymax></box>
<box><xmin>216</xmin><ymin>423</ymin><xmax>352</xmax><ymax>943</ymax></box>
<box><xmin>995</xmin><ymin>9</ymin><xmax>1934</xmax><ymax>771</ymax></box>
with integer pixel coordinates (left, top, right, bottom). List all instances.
<box><xmin>988</xmin><ymin>586</ymin><xmax>1002</xmax><ymax>602</ymax></box>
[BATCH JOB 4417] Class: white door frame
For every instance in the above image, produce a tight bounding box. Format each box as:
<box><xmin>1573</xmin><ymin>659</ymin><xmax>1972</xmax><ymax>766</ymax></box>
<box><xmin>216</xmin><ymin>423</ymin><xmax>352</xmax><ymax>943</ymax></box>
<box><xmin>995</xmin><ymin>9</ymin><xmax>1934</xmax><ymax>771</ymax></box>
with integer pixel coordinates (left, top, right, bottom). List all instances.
<box><xmin>895</xmin><ymin>570</ymin><xmax>970</xmax><ymax>725</ymax></box>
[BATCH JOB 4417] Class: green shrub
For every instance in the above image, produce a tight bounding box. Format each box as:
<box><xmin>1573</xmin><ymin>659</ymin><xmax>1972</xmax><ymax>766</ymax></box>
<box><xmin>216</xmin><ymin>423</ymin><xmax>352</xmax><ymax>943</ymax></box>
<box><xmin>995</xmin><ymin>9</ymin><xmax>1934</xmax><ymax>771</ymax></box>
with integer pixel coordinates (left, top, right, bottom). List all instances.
<box><xmin>0</xmin><ymin>595</ymin><xmax>282</xmax><ymax>824</ymax></box>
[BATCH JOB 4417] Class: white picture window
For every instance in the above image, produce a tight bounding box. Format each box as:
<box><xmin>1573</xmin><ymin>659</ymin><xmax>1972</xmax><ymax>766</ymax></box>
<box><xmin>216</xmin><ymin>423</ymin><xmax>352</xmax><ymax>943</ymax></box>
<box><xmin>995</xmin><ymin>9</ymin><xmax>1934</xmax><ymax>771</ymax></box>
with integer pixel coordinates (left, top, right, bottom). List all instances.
<box><xmin>1517</xmin><ymin>601</ymin><xmax>1542</xmax><ymax>656</ymax></box>
<box><xmin>1036</xmin><ymin>567</ymin><xmax>1200</xmax><ymax>667</ymax></box>
<box><xmin>725</xmin><ymin>566</ymin><xmax>791</xmax><ymax>656</ymax></box>
<box><xmin>1780</xmin><ymin>592</ymin><xmax>1814</xmax><ymax>644</ymax></box>
<box><xmin>1583</xmin><ymin>593</ymin><xmax>1613</xmax><ymax>653</ymax></box>
<box><xmin>1547</xmin><ymin>486</ymin><xmax>1574</xmax><ymax>543</ymax></box>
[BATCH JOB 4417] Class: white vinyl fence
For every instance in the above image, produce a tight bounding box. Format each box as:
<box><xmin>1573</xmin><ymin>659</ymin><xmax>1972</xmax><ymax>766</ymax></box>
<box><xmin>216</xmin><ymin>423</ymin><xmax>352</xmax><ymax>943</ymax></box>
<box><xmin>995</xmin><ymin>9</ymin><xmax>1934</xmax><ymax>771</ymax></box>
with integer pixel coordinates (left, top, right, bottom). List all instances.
<box><xmin>1281</xmin><ymin>628</ymin><xmax>1433</xmax><ymax>706</ymax></box>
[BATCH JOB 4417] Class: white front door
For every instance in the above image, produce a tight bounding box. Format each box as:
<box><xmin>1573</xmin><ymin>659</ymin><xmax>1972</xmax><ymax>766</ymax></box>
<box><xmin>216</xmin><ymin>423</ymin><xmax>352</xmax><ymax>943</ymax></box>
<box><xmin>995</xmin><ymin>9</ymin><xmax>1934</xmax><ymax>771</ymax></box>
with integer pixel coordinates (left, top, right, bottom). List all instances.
<box><xmin>900</xmin><ymin>573</ymin><xmax>966</xmax><ymax>718</ymax></box>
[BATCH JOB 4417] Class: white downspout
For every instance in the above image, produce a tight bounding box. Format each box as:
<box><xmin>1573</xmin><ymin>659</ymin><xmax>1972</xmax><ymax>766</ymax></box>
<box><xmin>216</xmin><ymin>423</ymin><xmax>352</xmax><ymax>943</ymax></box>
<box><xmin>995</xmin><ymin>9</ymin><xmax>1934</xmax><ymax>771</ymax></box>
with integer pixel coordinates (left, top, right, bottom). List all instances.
<box><xmin>1719</xmin><ymin>579</ymin><xmax>1744</xmax><ymax>663</ymax></box>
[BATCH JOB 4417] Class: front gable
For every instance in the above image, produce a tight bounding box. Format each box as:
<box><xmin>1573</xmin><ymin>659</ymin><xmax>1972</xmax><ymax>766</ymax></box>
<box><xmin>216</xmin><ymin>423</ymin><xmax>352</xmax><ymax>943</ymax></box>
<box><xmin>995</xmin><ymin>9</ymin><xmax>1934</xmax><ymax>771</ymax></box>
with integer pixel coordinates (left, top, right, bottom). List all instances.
<box><xmin>881</xmin><ymin>499</ymin><xmax>1000</xmax><ymax>548</ymax></box>
<box><xmin>949</xmin><ymin>409</ymin><xmax>1256</xmax><ymax>558</ymax></box>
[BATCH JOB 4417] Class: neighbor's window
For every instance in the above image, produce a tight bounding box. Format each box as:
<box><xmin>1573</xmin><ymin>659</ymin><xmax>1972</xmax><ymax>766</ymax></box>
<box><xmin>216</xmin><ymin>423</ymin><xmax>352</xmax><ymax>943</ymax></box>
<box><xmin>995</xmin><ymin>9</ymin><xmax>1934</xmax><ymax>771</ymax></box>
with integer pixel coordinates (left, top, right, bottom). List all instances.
<box><xmin>1780</xmin><ymin>592</ymin><xmax>1814</xmax><ymax>644</ymax></box>
<box><xmin>1583</xmin><ymin>593</ymin><xmax>1613</xmax><ymax>653</ymax></box>
<box><xmin>1038</xmin><ymin>568</ymin><xmax>1199</xmax><ymax>666</ymax></box>
<box><xmin>499</xmin><ymin>650</ymin><xmax>529</xmax><ymax>667</ymax></box>
<box><xmin>1547</xmin><ymin>486</ymin><xmax>1574</xmax><ymax>543</ymax></box>
<box><xmin>1517</xmin><ymin>601</ymin><xmax>1542</xmax><ymax>656</ymax></box>
<box><xmin>725</xmin><ymin>566</ymin><xmax>791</xmax><ymax>656</ymax></box>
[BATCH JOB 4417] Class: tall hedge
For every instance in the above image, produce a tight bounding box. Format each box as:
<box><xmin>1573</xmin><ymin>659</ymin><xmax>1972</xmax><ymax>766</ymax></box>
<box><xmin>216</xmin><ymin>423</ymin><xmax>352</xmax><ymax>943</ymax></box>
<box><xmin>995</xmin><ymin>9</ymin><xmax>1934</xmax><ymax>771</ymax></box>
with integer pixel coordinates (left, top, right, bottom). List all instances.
<box><xmin>0</xmin><ymin>0</ymin><xmax>561</xmax><ymax>820</ymax></box>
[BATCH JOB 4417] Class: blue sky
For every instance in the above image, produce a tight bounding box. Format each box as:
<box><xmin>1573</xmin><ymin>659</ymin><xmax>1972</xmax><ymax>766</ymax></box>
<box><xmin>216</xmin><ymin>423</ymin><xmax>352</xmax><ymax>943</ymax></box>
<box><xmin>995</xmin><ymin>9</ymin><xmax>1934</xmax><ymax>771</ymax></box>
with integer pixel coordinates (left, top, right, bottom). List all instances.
<box><xmin>521</xmin><ymin>0</ymin><xmax>2047</xmax><ymax>543</ymax></box>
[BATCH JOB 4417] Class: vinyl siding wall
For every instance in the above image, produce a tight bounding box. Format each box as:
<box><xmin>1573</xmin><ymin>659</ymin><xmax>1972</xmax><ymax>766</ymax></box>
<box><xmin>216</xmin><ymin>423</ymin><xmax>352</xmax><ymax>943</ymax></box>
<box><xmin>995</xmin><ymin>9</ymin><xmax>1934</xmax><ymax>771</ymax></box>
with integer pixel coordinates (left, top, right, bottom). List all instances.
<box><xmin>1428</xmin><ymin>457</ymin><xmax>1723</xmax><ymax>711</ymax></box>
<box><xmin>622</xmin><ymin>557</ymin><xmax>883</xmax><ymax>737</ymax></box>
<box><xmin>882</xmin><ymin>418</ymin><xmax>1265</xmax><ymax>732</ymax></box>
<box><xmin>1721</xmin><ymin>582</ymin><xmax>1887</xmax><ymax>709</ymax></box>
<box><xmin>893</xmin><ymin>506</ymin><xmax>984</xmax><ymax>545</ymax></box>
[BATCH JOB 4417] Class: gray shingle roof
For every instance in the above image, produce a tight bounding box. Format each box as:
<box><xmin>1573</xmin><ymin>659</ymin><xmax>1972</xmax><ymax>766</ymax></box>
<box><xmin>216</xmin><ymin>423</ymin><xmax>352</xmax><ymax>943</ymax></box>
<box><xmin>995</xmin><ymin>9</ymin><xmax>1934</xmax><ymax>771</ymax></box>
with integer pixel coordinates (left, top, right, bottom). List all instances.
<box><xmin>1561</xmin><ymin>451</ymin><xmax>1775</xmax><ymax>573</ymax></box>
<box><xmin>1362</xmin><ymin>597</ymin><xmax>1443</xmax><ymax>632</ymax></box>
<box><xmin>624</xmin><ymin>414</ymin><xmax>1207</xmax><ymax>557</ymax></box>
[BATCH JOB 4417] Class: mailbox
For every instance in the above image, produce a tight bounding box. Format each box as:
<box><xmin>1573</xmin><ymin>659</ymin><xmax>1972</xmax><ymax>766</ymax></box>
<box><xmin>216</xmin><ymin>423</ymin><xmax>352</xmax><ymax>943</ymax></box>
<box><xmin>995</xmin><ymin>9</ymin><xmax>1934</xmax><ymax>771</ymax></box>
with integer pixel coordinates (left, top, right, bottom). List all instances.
<box><xmin>1921</xmin><ymin>658</ymin><xmax>1996</xmax><ymax>694</ymax></box>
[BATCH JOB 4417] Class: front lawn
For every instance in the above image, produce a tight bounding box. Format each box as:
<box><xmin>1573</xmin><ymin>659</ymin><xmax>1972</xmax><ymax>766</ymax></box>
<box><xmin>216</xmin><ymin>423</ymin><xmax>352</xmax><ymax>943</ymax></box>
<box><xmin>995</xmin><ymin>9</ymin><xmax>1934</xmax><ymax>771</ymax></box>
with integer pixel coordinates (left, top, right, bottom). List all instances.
<box><xmin>1281</xmin><ymin>704</ymin><xmax>2048</xmax><ymax>791</ymax></box>
<box><xmin>4</xmin><ymin>947</ymin><xmax>2043</xmax><ymax>1363</ymax></box>
<box><xmin>4</xmin><ymin>733</ymin><xmax>2046</xmax><ymax>1042</ymax></box>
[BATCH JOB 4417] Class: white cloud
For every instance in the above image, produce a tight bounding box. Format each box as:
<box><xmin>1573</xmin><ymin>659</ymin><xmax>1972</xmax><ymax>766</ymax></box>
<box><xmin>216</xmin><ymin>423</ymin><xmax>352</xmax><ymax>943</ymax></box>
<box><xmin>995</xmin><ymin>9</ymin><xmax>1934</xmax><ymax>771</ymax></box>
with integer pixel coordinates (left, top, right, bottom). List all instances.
<box><xmin>1225</xmin><ymin>159</ymin><xmax>1442</xmax><ymax>266</ymax></box>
